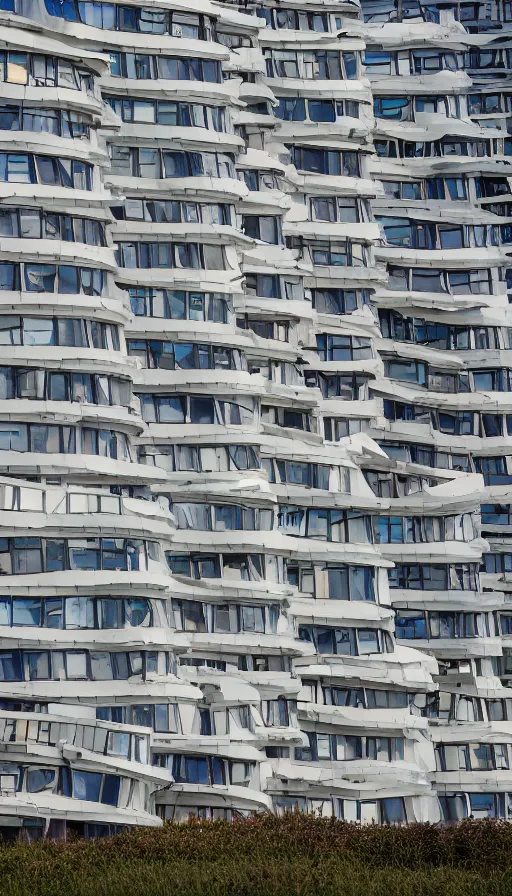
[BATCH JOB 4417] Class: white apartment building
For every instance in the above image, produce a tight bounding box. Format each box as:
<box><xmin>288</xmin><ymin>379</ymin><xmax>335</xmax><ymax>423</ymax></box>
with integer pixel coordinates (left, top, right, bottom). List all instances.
<box><xmin>0</xmin><ymin>0</ymin><xmax>510</xmax><ymax>838</ymax></box>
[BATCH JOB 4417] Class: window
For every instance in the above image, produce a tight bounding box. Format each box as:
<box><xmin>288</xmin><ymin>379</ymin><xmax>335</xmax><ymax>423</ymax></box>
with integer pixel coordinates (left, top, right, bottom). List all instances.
<box><xmin>310</xmin><ymin>241</ymin><xmax>366</xmax><ymax>267</ymax></box>
<box><xmin>21</xmin><ymin>265</ymin><xmax>104</xmax><ymax>296</ymax></box>
<box><xmin>113</xmin><ymin>199</ymin><xmax>229</xmax><ymax>226</ymax></box>
<box><xmin>449</xmin><ymin>270</ymin><xmax>491</xmax><ymax>295</ymax></box>
<box><xmin>0</xmin><ymin>648</ymin><xmax>171</xmax><ymax>681</ymax></box>
<box><xmin>242</xmin><ymin>216</ymin><xmax>281</xmax><ymax>244</ymax></box>
<box><xmin>259</xmin><ymin>8</ymin><xmax>329</xmax><ymax>30</ymax></box>
<box><xmin>291</xmin><ymin>146</ymin><xmax>359</xmax><ymax>177</ymax></box>
<box><xmin>71</xmin><ymin>770</ymin><xmax>120</xmax><ymax>805</ymax></box>
<box><xmin>298</xmin><ymin>624</ymin><xmax>390</xmax><ymax>656</ymax></box>
<box><xmin>364</xmin><ymin>51</ymin><xmax>393</xmax><ymax>74</ymax></box>
<box><xmin>440</xmin><ymin>793</ymin><xmax>467</xmax><ymax>822</ymax></box>
<box><xmin>275</xmin><ymin>97</ymin><xmax>306</xmax><ymax>121</ymax></box>
<box><xmin>311</xmin><ymin>197</ymin><xmax>361</xmax><ymax>223</ymax></box>
<box><xmin>278</xmin><ymin>506</ymin><xmax>372</xmax><ymax>543</ymax></box>
<box><xmin>116</xmin><ymin>241</ymin><xmax>225</xmax><ymax>271</ymax></box>
<box><xmin>127</xmin><ymin>340</ymin><xmax>240</xmax><ymax>372</ymax></box>
<box><xmin>169</xmin><ymin>754</ymin><xmax>229</xmax><ymax>785</ymax></box>
<box><xmin>374</xmin><ymin>97</ymin><xmax>411</xmax><ymax>120</ymax></box>
<box><xmin>389</xmin><ymin>563</ymin><xmax>479</xmax><ymax>591</ymax></box>
<box><xmin>395</xmin><ymin>611</ymin><xmax>427</xmax><ymax>639</ymax></box>
<box><xmin>326</xmin><ymin>566</ymin><xmax>375</xmax><ymax>601</ymax></box>
<box><xmin>0</xmin><ymin>538</ymin><xmax>158</xmax><ymax>574</ymax></box>
<box><xmin>0</xmin><ymin>104</ymin><xmax>90</xmax><ymax>137</ymax></box>
<box><xmin>436</xmin><ymin>411</ymin><xmax>475</xmax><ymax>436</ymax></box>
<box><xmin>412</xmin><ymin>49</ymin><xmax>460</xmax><ymax>72</ymax></box>
<box><xmin>0</xmin><ymin>208</ymin><xmax>103</xmax><ymax>244</ymax></box>
<box><xmin>266</xmin><ymin>49</ymin><xmax>357</xmax><ymax>79</ymax></box>
<box><xmin>105</xmin><ymin>97</ymin><xmax>226</xmax><ymax>131</ymax></box>
<box><xmin>0</xmin><ymin>316</ymin><xmax>118</xmax><ymax>348</ymax></box>
<box><xmin>416</xmin><ymin>95</ymin><xmax>449</xmax><ymax>115</ymax></box>
<box><xmin>138</xmin><ymin>393</ymin><xmax>253</xmax><ymax>427</ymax></box>
<box><xmin>110</xmin><ymin>147</ymin><xmax>235</xmax><ymax>180</ymax></box>
<box><xmin>312</xmin><ymin>289</ymin><xmax>366</xmax><ymax>314</ymax></box>
<box><xmin>44</xmin><ymin>0</ymin><xmax>213</xmax><ymax>38</ymax></box>
<box><xmin>316</xmin><ymin>334</ymin><xmax>372</xmax><ymax>361</ymax></box>
<box><xmin>26</xmin><ymin>768</ymin><xmax>56</xmax><ymax>793</ymax></box>
<box><xmin>379</xmin><ymin>308</ymin><xmax>497</xmax><ymax>347</ymax></box>
<box><xmin>0</xmin><ymin>263</ymin><xmax>19</xmax><ymax>290</ymax></box>
<box><xmin>128</xmin><ymin>288</ymin><xmax>230</xmax><ymax>323</ymax></box>
<box><xmin>381</xmin><ymin>798</ymin><xmax>407</xmax><ymax>824</ymax></box>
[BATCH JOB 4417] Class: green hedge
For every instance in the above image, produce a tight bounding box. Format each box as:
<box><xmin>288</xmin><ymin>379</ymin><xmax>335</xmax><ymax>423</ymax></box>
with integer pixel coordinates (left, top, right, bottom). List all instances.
<box><xmin>2</xmin><ymin>815</ymin><xmax>512</xmax><ymax>896</ymax></box>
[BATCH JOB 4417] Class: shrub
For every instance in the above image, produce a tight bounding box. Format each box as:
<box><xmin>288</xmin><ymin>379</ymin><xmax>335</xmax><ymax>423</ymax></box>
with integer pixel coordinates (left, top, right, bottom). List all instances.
<box><xmin>0</xmin><ymin>815</ymin><xmax>511</xmax><ymax>896</ymax></box>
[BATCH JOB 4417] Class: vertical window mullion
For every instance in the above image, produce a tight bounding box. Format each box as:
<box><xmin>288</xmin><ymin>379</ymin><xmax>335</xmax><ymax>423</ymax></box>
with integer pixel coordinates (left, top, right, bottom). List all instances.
<box><xmin>325</xmin><ymin>510</ymin><xmax>332</xmax><ymax>542</ymax></box>
<box><xmin>89</xmin><ymin>598</ymin><xmax>97</xmax><ymax>630</ymax></box>
<box><xmin>98</xmin><ymin>537</ymin><xmax>105</xmax><ymax>571</ymax></box>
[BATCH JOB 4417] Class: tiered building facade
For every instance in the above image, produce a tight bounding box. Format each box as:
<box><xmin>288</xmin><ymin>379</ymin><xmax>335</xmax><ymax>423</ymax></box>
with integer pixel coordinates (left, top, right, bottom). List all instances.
<box><xmin>0</xmin><ymin>0</ymin><xmax>510</xmax><ymax>838</ymax></box>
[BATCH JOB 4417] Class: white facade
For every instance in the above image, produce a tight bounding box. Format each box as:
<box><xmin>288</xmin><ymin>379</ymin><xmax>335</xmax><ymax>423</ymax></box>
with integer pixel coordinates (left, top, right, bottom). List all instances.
<box><xmin>0</xmin><ymin>0</ymin><xmax>510</xmax><ymax>837</ymax></box>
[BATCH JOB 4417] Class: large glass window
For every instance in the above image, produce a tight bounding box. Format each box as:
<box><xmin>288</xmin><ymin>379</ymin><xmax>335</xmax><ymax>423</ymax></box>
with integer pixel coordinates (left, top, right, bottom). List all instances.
<box><xmin>110</xmin><ymin>147</ymin><xmax>235</xmax><ymax>180</ymax></box>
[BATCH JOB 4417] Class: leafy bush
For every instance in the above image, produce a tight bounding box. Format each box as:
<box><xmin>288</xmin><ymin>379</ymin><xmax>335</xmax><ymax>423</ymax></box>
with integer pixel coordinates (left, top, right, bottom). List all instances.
<box><xmin>1</xmin><ymin>815</ymin><xmax>512</xmax><ymax>895</ymax></box>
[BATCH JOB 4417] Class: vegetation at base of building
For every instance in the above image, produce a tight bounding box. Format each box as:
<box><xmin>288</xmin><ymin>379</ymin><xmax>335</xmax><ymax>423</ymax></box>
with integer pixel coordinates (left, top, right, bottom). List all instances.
<box><xmin>2</xmin><ymin>814</ymin><xmax>512</xmax><ymax>895</ymax></box>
